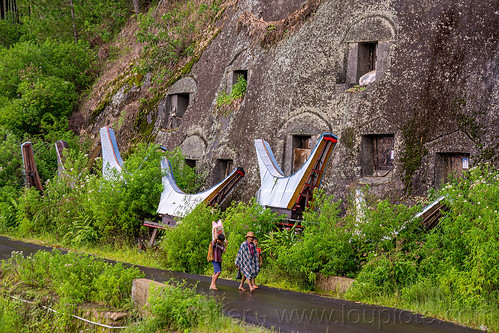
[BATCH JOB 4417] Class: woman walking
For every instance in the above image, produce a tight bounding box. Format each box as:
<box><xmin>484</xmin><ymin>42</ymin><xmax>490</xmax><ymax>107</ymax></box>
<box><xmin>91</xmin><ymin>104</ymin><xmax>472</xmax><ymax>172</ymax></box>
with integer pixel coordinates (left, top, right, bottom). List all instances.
<box><xmin>235</xmin><ymin>231</ymin><xmax>260</xmax><ymax>292</ymax></box>
<box><xmin>209</xmin><ymin>233</ymin><xmax>226</xmax><ymax>290</ymax></box>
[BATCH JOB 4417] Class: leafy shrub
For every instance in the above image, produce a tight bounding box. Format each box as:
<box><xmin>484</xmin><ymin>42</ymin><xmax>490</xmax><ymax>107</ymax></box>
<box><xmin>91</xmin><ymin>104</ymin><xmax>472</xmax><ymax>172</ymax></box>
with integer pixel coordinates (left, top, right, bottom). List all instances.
<box><xmin>348</xmin><ymin>198</ymin><xmax>423</xmax><ymax>263</ymax></box>
<box><xmin>0</xmin><ymin>292</ymin><xmax>58</xmax><ymax>333</ymax></box>
<box><xmin>216</xmin><ymin>75</ymin><xmax>247</xmax><ymax>113</ymax></box>
<box><xmin>139</xmin><ymin>280</ymin><xmax>222</xmax><ymax>331</ymax></box>
<box><xmin>0</xmin><ymin>129</ymin><xmax>23</xmax><ymax>188</ymax></box>
<box><xmin>92</xmin><ymin>262</ymin><xmax>143</xmax><ymax>308</ymax></box>
<box><xmin>216</xmin><ymin>75</ymin><xmax>247</xmax><ymax>107</ymax></box>
<box><xmin>348</xmin><ymin>251</ymin><xmax>418</xmax><ymax>299</ymax></box>
<box><xmin>76</xmin><ymin>143</ymin><xmax>164</xmax><ymax>242</ymax></box>
<box><xmin>2</xmin><ymin>77</ymin><xmax>76</xmax><ymax>138</ymax></box>
<box><xmin>15</xmin><ymin>187</ymin><xmax>43</xmax><ymax>236</ymax></box>
<box><xmin>0</xmin><ymin>40</ymin><xmax>94</xmax><ymax>100</ymax></box>
<box><xmin>163</xmin><ymin>147</ymin><xmax>207</xmax><ymax>194</ymax></box>
<box><xmin>0</xmin><ymin>40</ymin><xmax>94</xmax><ymax>173</ymax></box>
<box><xmin>0</xmin><ymin>185</ymin><xmax>18</xmax><ymax>232</ymax></box>
<box><xmin>136</xmin><ymin>0</ymin><xmax>223</xmax><ymax>82</ymax></box>
<box><xmin>2</xmin><ymin>250</ymin><xmax>144</xmax><ymax>308</ymax></box>
<box><xmin>62</xmin><ymin>213</ymin><xmax>98</xmax><ymax>246</ymax></box>
<box><xmin>263</xmin><ymin>191</ymin><xmax>355</xmax><ymax>288</ymax></box>
<box><xmin>346</xmin><ymin>164</ymin><xmax>499</xmax><ymax>329</ymax></box>
<box><xmin>418</xmin><ymin>164</ymin><xmax>499</xmax><ymax>306</ymax></box>
<box><xmin>260</xmin><ymin>189</ymin><xmax>424</xmax><ymax>289</ymax></box>
<box><xmin>160</xmin><ymin>203</ymin><xmax>221</xmax><ymax>274</ymax></box>
<box><xmin>9</xmin><ymin>141</ymin><xmax>210</xmax><ymax>246</ymax></box>
<box><xmin>17</xmin><ymin>0</ymin><xmax>131</xmax><ymax>44</ymax></box>
<box><xmin>0</xmin><ymin>14</ymin><xmax>23</xmax><ymax>48</ymax></box>
<box><xmin>222</xmin><ymin>198</ymin><xmax>282</xmax><ymax>272</ymax></box>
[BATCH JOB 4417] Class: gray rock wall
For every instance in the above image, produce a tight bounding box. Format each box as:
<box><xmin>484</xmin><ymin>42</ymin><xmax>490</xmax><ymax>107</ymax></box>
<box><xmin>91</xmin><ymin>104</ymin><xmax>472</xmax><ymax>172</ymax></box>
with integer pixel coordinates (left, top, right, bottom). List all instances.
<box><xmin>152</xmin><ymin>0</ymin><xmax>499</xmax><ymax>204</ymax></box>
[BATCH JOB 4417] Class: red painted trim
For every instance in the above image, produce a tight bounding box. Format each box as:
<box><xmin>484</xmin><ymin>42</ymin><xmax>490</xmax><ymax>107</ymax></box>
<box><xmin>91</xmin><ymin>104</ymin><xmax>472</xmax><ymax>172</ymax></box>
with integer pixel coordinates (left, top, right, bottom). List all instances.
<box><xmin>324</xmin><ymin>137</ymin><xmax>337</xmax><ymax>143</ymax></box>
<box><xmin>278</xmin><ymin>222</ymin><xmax>302</xmax><ymax>228</ymax></box>
<box><xmin>106</xmin><ymin>126</ymin><xmax>121</xmax><ymax>167</ymax></box>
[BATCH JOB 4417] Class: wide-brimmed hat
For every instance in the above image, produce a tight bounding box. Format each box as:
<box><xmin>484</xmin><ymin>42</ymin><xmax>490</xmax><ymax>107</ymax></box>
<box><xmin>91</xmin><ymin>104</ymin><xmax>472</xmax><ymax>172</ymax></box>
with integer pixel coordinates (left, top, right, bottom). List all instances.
<box><xmin>245</xmin><ymin>231</ymin><xmax>256</xmax><ymax>239</ymax></box>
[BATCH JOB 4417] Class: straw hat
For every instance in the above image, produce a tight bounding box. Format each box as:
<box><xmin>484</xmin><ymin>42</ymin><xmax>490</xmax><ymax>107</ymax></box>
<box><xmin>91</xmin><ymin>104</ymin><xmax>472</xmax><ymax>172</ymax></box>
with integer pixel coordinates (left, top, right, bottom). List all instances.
<box><xmin>245</xmin><ymin>231</ymin><xmax>255</xmax><ymax>239</ymax></box>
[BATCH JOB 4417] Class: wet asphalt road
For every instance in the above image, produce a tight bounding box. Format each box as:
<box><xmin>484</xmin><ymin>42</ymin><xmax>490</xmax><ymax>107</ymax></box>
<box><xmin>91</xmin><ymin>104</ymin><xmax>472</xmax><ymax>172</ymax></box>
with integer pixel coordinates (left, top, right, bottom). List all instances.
<box><xmin>0</xmin><ymin>236</ymin><xmax>481</xmax><ymax>333</ymax></box>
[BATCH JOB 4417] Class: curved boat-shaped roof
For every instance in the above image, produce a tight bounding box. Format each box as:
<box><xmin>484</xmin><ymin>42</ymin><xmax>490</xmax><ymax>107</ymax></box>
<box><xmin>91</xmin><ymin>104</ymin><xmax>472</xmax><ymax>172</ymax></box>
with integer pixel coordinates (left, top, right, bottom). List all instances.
<box><xmin>100</xmin><ymin>126</ymin><xmax>123</xmax><ymax>176</ymax></box>
<box><xmin>255</xmin><ymin>133</ymin><xmax>337</xmax><ymax>216</ymax></box>
<box><xmin>157</xmin><ymin>158</ymin><xmax>245</xmax><ymax>220</ymax></box>
<box><xmin>55</xmin><ymin>140</ymin><xmax>69</xmax><ymax>176</ymax></box>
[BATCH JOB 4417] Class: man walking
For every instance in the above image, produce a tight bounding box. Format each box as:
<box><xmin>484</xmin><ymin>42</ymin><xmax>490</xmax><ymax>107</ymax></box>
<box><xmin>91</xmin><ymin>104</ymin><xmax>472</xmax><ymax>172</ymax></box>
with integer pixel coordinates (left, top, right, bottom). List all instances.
<box><xmin>235</xmin><ymin>231</ymin><xmax>260</xmax><ymax>292</ymax></box>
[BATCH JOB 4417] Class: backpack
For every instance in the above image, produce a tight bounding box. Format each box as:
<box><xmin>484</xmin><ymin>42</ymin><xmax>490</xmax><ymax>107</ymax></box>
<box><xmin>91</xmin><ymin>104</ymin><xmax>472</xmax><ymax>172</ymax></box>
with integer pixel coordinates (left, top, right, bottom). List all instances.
<box><xmin>207</xmin><ymin>241</ymin><xmax>214</xmax><ymax>262</ymax></box>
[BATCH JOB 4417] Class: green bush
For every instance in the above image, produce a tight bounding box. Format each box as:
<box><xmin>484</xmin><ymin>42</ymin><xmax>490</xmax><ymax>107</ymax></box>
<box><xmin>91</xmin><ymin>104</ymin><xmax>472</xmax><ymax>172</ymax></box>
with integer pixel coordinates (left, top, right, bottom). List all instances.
<box><xmin>348</xmin><ymin>198</ymin><xmax>423</xmax><ymax>265</ymax></box>
<box><xmin>418</xmin><ymin>164</ymin><xmax>499</xmax><ymax>306</ymax></box>
<box><xmin>216</xmin><ymin>75</ymin><xmax>247</xmax><ymax>110</ymax></box>
<box><xmin>0</xmin><ymin>293</ymin><xmax>56</xmax><ymax>333</ymax></box>
<box><xmin>0</xmin><ymin>185</ymin><xmax>18</xmax><ymax>232</ymax></box>
<box><xmin>138</xmin><ymin>280</ymin><xmax>222</xmax><ymax>331</ymax></box>
<box><xmin>160</xmin><ymin>203</ymin><xmax>221</xmax><ymax>274</ymax></box>
<box><xmin>0</xmin><ymin>40</ymin><xmax>94</xmax><ymax>100</ymax></box>
<box><xmin>222</xmin><ymin>198</ymin><xmax>282</xmax><ymax>272</ymax></box>
<box><xmin>346</xmin><ymin>164</ymin><xmax>499</xmax><ymax>329</ymax></box>
<box><xmin>92</xmin><ymin>262</ymin><xmax>143</xmax><ymax>308</ymax></box>
<box><xmin>17</xmin><ymin>0</ymin><xmax>131</xmax><ymax>44</ymax></box>
<box><xmin>158</xmin><ymin>198</ymin><xmax>282</xmax><ymax>275</ymax></box>
<box><xmin>2</xmin><ymin>250</ymin><xmax>144</xmax><ymax>307</ymax></box>
<box><xmin>260</xmin><ymin>189</ymin><xmax>422</xmax><ymax>289</ymax></box>
<box><xmin>136</xmin><ymin>0</ymin><xmax>222</xmax><ymax>82</ymax></box>
<box><xmin>163</xmin><ymin>147</ymin><xmax>207</xmax><ymax>194</ymax></box>
<box><xmin>0</xmin><ymin>129</ymin><xmax>23</xmax><ymax>188</ymax></box>
<box><xmin>9</xmin><ymin>142</ymin><xmax>210</xmax><ymax>246</ymax></box>
<box><xmin>0</xmin><ymin>39</ymin><xmax>94</xmax><ymax>175</ymax></box>
<box><xmin>0</xmin><ymin>14</ymin><xmax>23</xmax><ymax>48</ymax></box>
<box><xmin>348</xmin><ymin>251</ymin><xmax>418</xmax><ymax>299</ymax></box>
<box><xmin>15</xmin><ymin>187</ymin><xmax>43</xmax><ymax>236</ymax></box>
<box><xmin>262</xmin><ymin>191</ymin><xmax>355</xmax><ymax>288</ymax></box>
<box><xmin>72</xmin><ymin>143</ymin><xmax>164</xmax><ymax>242</ymax></box>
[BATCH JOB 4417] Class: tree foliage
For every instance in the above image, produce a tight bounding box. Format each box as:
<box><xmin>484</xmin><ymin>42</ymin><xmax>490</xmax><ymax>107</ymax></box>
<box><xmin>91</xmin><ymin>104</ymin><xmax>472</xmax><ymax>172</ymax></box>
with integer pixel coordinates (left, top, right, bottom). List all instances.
<box><xmin>17</xmin><ymin>0</ymin><xmax>132</xmax><ymax>43</ymax></box>
<box><xmin>136</xmin><ymin>0</ymin><xmax>223</xmax><ymax>82</ymax></box>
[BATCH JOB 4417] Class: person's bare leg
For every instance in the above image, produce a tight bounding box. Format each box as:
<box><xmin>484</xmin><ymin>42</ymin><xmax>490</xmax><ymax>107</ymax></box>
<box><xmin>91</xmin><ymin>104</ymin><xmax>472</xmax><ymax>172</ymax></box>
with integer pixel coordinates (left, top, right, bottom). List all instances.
<box><xmin>210</xmin><ymin>272</ymin><xmax>221</xmax><ymax>290</ymax></box>
<box><xmin>252</xmin><ymin>278</ymin><xmax>259</xmax><ymax>288</ymax></box>
<box><xmin>248</xmin><ymin>278</ymin><xmax>256</xmax><ymax>292</ymax></box>
<box><xmin>239</xmin><ymin>276</ymin><xmax>247</xmax><ymax>291</ymax></box>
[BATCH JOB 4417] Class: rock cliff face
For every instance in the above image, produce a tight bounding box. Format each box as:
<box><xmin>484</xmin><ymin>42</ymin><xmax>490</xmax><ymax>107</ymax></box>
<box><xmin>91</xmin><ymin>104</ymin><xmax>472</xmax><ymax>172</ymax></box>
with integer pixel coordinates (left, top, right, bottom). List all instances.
<box><xmin>82</xmin><ymin>0</ymin><xmax>499</xmax><ymax>204</ymax></box>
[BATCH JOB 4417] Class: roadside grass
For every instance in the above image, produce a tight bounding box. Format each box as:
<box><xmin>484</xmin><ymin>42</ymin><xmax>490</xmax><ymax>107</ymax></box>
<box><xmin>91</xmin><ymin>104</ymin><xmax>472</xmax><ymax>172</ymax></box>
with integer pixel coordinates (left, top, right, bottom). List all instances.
<box><xmin>192</xmin><ymin>317</ymin><xmax>273</xmax><ymax>333</ymax></box>
<box><xmin>400</xmin><ymin>297</ymin><xmax>497</xmax><ymax>332</ymax></box>
<box><xmin>78</xmin><ymin>242</ymin><xmax>164</xmax><ymax>269</ymax></box>
<box><xmin>0</xmin><ymin>248</ymin><xmax>273</xmax><ymax>333</ymax></box>
<box><xmin>3</xmin><ymin>231</ymin><xmax>164</xmax><ymax>269</ymax></box>
<box><xmin>343</xmin><ymin>288</ymin><xmax>498</xmax><ymax>332</ymax></box>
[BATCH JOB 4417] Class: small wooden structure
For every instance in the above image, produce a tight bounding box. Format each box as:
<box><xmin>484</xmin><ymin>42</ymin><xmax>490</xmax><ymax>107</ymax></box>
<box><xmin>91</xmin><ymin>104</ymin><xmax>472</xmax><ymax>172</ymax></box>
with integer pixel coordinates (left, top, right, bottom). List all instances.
<box><xmin>415</xmin><ymin>196</ymin><xmax>449</xmax><ymax>230</ymax></box>
<box><xmin>145</xmin><ymin>160</ymin><xmax>245</xmax><ymax>247</ymax></box>
<box><xmin>21</xmin><ymin>142</ymin><xmax>43</xmax><ymax>192</ymax></box>
<box><xmin>87</xmin><ymin>142</ymin><xmax>102</xmax><ymax>172</ymax></box>
<box><xmin>255</xmin><ymin>133</ymin><xmax>338</xmax><ymax>221</ymax></box>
